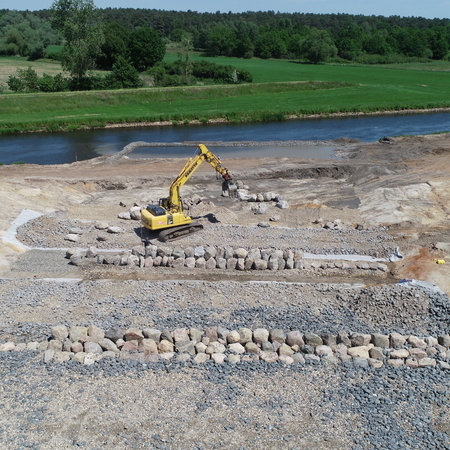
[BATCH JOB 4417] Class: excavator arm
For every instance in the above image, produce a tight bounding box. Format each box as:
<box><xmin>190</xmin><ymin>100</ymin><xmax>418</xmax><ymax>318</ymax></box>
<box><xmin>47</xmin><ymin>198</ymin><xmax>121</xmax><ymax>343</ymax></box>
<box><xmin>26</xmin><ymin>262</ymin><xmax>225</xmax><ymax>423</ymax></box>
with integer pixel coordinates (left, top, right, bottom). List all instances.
<box><xmin>165</xmin><ymin>144</ymin><xmax>236</xmax><ymax>212</ymax></box>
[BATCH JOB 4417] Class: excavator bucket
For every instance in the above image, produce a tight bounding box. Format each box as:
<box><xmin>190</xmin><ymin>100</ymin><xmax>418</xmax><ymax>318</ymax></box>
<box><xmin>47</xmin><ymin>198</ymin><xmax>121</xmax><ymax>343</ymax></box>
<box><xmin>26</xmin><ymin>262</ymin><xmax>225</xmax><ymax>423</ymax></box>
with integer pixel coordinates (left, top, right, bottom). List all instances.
<box><xmin>222</xmin><ymin>180</ymin><xmax>237</xmax><ymax>197</ymax></box>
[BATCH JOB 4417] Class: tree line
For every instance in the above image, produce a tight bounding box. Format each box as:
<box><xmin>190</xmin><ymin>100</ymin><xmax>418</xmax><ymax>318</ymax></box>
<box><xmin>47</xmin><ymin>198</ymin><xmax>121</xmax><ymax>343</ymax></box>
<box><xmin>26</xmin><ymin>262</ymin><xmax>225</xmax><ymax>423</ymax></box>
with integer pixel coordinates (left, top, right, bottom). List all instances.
<box><xmin>1</xmin><ymin>6</ymin><xmax>449</xmax><ymax>92</ymax></box>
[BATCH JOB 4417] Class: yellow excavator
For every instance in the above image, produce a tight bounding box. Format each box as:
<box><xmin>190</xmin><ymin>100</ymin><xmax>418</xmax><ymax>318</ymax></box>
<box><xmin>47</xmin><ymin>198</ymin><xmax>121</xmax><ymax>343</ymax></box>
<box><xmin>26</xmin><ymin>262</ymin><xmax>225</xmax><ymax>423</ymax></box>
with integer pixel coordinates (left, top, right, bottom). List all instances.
<box><xmin>140</xmin><ymin>144</ymin><xmax>237</xmax><ymax>242</ymax></box>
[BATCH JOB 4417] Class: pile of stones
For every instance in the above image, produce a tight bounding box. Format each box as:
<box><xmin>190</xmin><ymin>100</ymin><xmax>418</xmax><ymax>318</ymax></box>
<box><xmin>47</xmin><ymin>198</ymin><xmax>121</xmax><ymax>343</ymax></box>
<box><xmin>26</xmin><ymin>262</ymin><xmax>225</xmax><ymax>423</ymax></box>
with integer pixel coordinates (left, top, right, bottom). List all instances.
<box><xmin>1</xmin><ymin>325</ymin><xmax>449</xmax><ymax>369</ymax></box>
<box><xmin>73</xmin><ymin>245</ymin><xmax>389</xmax><ymax>271</ymax></box>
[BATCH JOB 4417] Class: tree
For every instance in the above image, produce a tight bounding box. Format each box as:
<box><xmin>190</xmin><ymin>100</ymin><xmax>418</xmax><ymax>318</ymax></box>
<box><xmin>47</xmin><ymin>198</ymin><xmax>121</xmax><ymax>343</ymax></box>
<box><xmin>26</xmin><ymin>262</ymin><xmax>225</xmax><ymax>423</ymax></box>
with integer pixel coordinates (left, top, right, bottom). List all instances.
<box><xmin>177</xmin><ymin>34</ymin><xmax>193</xmax><ymax>84</ymax></box>
<box><xmin>300</xmin><ymin>29</ymin><xmax>337</xmax><ymax>63</ymax></box>
<box><xmin>128</xmin><ymin>27</ymin><xmax>165</xmax><ymax>72</ymax></box>
<box><xmin>206</xmin><ymin>25</ymin><xmax>236</xmax><ymax>56</ymax></box>
<box><xmin>97</xmin><ymin>22</ymin><xmax>130</xmax><ymax>70</ymax></box>
<box><xmin>51</xmin><ymin>0</ymin><xmax>104</xmax><ymax>87</ymax></box>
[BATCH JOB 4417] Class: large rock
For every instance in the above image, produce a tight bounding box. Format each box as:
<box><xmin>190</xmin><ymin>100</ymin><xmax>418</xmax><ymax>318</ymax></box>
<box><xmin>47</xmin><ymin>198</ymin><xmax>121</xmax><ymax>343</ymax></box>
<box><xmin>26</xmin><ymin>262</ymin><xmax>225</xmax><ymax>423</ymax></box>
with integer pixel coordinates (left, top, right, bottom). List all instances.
<box><xmin>390</xmin><ymin>332</ymin><xmax>406</xmax><ymax>348</ymax></box>
<box><xmin>253</xmin><ymin>328</ymin><xmax>269</xmax><ymax>344</ymax></box>
<box><xmin>203</xmin><ymin>246</ymin><xmax>217</xmax><ymax>260</ymax></box>
<box><xmin>143</xmin><ymin>328</ymin><xmax>161</xmax><ymax>342</ymax></box>
<box><xmin>347</xmin><ymin>346</ymin><xmax>370</xmax><ymax>359</ymax></box>
<box><xmin>238</xmin><ymin>328</ymin><xmax>253</xmax><ymax>344</ymax></box>
<box><xmin>124</xmin><ymin>328</ymin><xmax>144</xmax><ymax>342</ymax></box>
<box><xmin>254</xmin><ymin>260</ymin><xmax>268</xmax><ymax>270</ymax></box>
<box><xmin>408</xmin><ymin>335</ymin><xmax>427</xmax><ymax>349</ymax></box>
<box><xmin>175</xmin><ymin>341</ymin><xmax>195</xmax><ymax>355</ymax></box>
<box><xmin>88</xmin><ymin>325</ymin><xmax>105</xmax><ymax>343</ymax></box>
<box><xmin>51</xmin><ymin>325</ymin><xmax>68</xmax><ymax>341</ymax></box>
<box><xmin>234</xmin><ymin>248</ymin><xmax>248</xmax><ymax>259</ymax></box>
<box><xmin>303</xmin><ymin>333</ymin><xmax>323</xmax><ymax>348</ymax></box>
<box><xmin>98</xmin><ymin>338</ymin><xmax>119</xmax><ymax>353</ymax></box>
<box><xmin>173</xmin><ymin>328</ymin><xmax>190</xmax><ymax>343</ymax></box>
<box><xmin>371</xmin><ymin>333</ymin><xmax>390</xmax><ymax>348</ymax></box>
<box><xmin>139</xmin><ymin>339</ymin><xmax>158</xmax><ymax>355</ymax></box>
<box><xmin>228</xmin><ymin>343</ymin><xmax>246</xmax><ymax>354</ymax></box>
<box><xmin>286</xmin><ymin>331</ymin><xmax>304</xmax><ymax>347</ymax></box>
<box><xmin>84</xmin><ymin>341</ymin><xmax>103</xmax><ymax>355</ymax></box>
<box><xmin>227</xmin><ymin>330</ymin><xmax>241</xmax><ymax>344</ymax></box>
<box><xmin>69</xmin><ymin>326</ymin><xmax>88</xmax><ymax>343</ymax></box>
<box><xmin>278</xmin><ymin>343</ymin><xmax>294</xmax><ymax>356</ymax></box>
<box><xmin>390</xmin><ymin>349</ymin><xmax>410</xmax><ymax>359</ymax></box>
<box><xmin>158</xmin><ymin>340</ymin><xmax>174</xmax><ymax>353</ymax></box>
<box><xmin>270</xmin><ymin>329</ymin><xmax>286</xmax><ymax>344</ymax></box>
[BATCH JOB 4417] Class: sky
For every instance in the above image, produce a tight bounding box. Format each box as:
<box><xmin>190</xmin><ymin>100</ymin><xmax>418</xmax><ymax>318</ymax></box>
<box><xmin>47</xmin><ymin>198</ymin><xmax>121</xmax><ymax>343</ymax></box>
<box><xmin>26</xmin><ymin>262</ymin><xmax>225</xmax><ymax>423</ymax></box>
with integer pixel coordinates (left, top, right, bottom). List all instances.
<box><xmin>3</xmin><ymin>0</ymin><xmax>450</xmax><ymax>20</ymax></box>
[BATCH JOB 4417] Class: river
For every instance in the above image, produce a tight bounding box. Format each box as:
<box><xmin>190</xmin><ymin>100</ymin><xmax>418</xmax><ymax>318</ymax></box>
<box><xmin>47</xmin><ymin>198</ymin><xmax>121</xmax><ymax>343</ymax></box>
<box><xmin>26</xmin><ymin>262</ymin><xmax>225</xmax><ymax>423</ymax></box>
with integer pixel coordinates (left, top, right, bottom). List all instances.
<box><xmin>1</xmin><ymin>112</ymin><xmax>449</xmax><ymax>165</ymax></box>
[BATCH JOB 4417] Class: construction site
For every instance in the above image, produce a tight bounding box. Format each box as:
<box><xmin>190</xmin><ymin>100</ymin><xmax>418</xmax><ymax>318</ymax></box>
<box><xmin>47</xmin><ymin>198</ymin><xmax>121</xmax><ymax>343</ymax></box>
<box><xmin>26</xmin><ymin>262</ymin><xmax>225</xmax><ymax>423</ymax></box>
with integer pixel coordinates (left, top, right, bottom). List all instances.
<box><xmin>0</xmin><ymin>134</ymin><xmax>450</xmax><ymax>449</ymax></box>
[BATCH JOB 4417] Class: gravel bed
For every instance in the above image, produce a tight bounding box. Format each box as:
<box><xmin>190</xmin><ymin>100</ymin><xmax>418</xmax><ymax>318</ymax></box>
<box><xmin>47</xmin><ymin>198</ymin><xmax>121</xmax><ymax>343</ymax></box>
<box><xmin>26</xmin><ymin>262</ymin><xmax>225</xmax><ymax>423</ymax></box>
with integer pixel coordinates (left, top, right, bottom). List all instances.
<box><xmin>0</xmin><ymin>279</ymin><xmax>448</xmax><ymax>342</ymax></box>
<box><xmin>16</xmin><ymin>215</ymin><xmax>397</xmax><ymax>258</ymax></box>
<box><xmin>0</xmin><ymin>351</ymin><xmax>449</xmax><ymax>450</ymax></box>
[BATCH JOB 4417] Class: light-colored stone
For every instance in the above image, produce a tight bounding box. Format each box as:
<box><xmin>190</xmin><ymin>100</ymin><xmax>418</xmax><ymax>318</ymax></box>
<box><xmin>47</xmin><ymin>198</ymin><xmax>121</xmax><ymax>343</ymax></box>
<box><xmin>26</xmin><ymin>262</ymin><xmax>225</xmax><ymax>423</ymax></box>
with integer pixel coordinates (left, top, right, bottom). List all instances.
<box><xmin>124</xmin><ymin>328</ymin><xmax>144</xmax><ymax>342</ymax></box>
<box><xmin>226</xmin><ymin>330</ymin><xmax>240</xmax><ymax>344</ymax></box>
<box><xmin>390</xmin><ymin>332</ymin><xmax>406</xmax><ymax>348</ymax></box>
<box><xmin>141</xmin><ymin>328</ymin><xmax>161</xmax><ymax>342</ymax></box>
<box><xmin>51</xmin><ymin>325</ymin><xmax>69</xmax><ymax>341</ymax></box>
<box><xmin>87</xmin><ymin>325</ymin><xmax>105</xmax><ymax>342</ymax></box>
<box><xmin>387</xmin><ymin>359</ymin><xmax>404</xmax><ymax>367</ymax></box>
<box><xmin>347</xmin><ymin>346</ymin><xmax>370</xmax><ymax>359</ymax></box>
<box><xmin>54</xmin><ymin>351</ymin><xmax>72</xmax><ymax>363</ymax></box>
<box><xmin>245</xmin><ymin>342</ymin><xmax>260</xmax><ymax>354</ymax></box>
<box><xmin>211</xmin><ymin>353</ymin><xmax>226</xmax><ymax>364</ymax></box>
<box><xmin>315</xmin><ymin>345</ymin><xmax>333</xmax><ymax>357</ymax></box>
<box><xmin>228</xmin><ymin>343</ymin><xmax>246</xmax><ymax>354</ymax></box>
<box><xmin>69</xmin><ymin>326</ymin><xmax>88</xmax><ymax>343</ymax></box>
<box><xmin>172</xmin><ymin>328</ymin><xmax>190</xmax><ymax>343</ymax></box>
<box><xmin>407</xmin><ymin>335</ymin><xmax>427</xmax><ymax>349</ymax></box>
<box><xmin>270</xmin><ymin>329</ymin><xmax>286</xmax><ymax>344</ymax></box>
<box><xmin>0</xmin><ymin>342</ymin><xmax>15</xmax><ymax>352</ymax></box>
<box><xmin>43</xmin><ymin>349</ymin><xmax>54</xmax><ymax>363</ymax></box>
<box><xmin>286</xmin><ymin>330</ymin><xmax>305</xmax><ymax>347</ymax></box>
<box><xmin>253</xmin><ymin>328</ymin><xmax>269</xmax><ymax>344</ymax></box>
<box><xmin>84</xmin><ymin>341</ymin><xmax>103</xmax><ymax>355</ymax></box>
<box><xmin>418</xmin><ymin>357</ymin><xmax>437</xmax><ymax>367</ymax></box>
<box><xmin>206</xmin><ymin>341</ymin><xmax>226</xmax><ymax>354</ymax></box>
<box><xmin>303</xmin><ymin>332</ymin><xmax>323</xmax><ymax>347</ymax></box>
<box><xmin>238</xmin><ymin>328</ymin><xmax>253</xmax><ymax>344</ymax></box>
<box><xmin>278</xmin><ymin>343</ymin><xmax>294</xmax><ymax>356</ymax></box>
<box><xmin>139</xmin><ymin>339</ymin><xmax>158</xmax><ymax>355</ymax></box>
<box><xmin>369</xmin><ymin>347</ymin><xmax>385</xmax><ymax>360</ymax></box>
<box><xmin>195</xmin><ymin>342</ymin><xmax>207</xmax><ymax>353</ymax></box>
<box><xmin>227</xmin><ymin>354</ymin><xmax>241</xmax><ymax>363</ymax></box>
<box><xmin>260</xmin><ymin>351</ymin><xmax>278</xmax><ymax>363</ymax></box>
<box><xmin>194</xmin><ymin>353</ymin><xmax>209</xmax><ymax>364</ymax></box>
<box><xmin>159</xmin><ymin>352</ymin><xmax>175</xmax><ymax>361</ymax></box>
<box><xmin>389</xmin><ymin>349</ymin><xmax>410</xmax><ymax>359</ymax></box>
<box><xmin>278</xmin><ymin>355</ymin><xmax>294</xmax><ymax>364</ymax></box>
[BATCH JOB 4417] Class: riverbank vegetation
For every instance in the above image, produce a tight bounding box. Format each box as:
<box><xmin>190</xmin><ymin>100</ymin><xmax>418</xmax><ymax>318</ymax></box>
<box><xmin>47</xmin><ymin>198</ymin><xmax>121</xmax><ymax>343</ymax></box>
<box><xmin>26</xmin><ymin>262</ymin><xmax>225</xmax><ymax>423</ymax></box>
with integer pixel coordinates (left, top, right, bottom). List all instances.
<box><xmin>1</xmin><ymin>59</ymin><xmax>450</xmax><ymax>134</ymax></box>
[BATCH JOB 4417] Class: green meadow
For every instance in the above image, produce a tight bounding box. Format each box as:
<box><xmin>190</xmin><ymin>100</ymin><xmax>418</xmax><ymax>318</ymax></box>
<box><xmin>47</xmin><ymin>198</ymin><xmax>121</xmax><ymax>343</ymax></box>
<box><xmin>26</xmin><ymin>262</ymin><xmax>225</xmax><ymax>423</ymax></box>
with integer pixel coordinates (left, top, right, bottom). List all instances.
<box><xmin>1</xmin><ymin>54</ymin><xmax>450</xmax><ymax>134</ymax></box>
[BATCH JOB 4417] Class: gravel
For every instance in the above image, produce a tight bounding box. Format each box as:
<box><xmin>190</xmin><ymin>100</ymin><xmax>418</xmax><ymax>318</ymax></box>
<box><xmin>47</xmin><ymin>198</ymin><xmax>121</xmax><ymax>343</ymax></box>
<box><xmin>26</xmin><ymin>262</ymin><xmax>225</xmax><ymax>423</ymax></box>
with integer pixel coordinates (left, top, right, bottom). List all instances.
<box><xmin>16</xmin><ymin>215</ymin><xmax>397</xmax><ymax>258</ymax></box>
<box><xmin>0</xmin><ymin>349</ymin><xmax>449</xmax><ymax>450</ymax></box>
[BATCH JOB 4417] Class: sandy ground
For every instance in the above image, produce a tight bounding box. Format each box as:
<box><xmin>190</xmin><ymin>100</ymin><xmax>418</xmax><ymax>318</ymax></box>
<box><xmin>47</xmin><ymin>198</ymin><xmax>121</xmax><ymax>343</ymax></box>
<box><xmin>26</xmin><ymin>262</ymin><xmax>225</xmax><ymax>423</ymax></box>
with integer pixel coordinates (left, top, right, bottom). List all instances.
<box><xmin>0</xmin><ymin>134</ymin><xmax>449</xmax><ymax>292</ymax></box>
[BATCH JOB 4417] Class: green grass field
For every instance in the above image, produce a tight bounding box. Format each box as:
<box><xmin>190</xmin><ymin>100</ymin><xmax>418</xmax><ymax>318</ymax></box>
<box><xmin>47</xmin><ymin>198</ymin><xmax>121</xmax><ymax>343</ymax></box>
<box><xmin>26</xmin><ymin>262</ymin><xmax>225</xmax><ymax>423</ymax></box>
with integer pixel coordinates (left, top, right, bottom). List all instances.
<box><xmin>1</xmin><ymin>53</ymin><xmax>450</xmax><ymax>134</ymax></box>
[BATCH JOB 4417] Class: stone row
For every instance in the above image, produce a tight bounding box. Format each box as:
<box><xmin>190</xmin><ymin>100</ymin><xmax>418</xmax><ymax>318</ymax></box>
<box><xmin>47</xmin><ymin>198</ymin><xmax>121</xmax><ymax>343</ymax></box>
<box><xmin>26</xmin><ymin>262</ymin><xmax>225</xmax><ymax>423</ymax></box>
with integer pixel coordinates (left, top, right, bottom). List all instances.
<box><xmin>1</xmin><ymin>325</ymin><xmax>449</xmax><ymax>369</ymax></box>
<box><xmin>72</xmin><ymin>245</ymin><xmax>389</xmax><ymax>272</ymax></box>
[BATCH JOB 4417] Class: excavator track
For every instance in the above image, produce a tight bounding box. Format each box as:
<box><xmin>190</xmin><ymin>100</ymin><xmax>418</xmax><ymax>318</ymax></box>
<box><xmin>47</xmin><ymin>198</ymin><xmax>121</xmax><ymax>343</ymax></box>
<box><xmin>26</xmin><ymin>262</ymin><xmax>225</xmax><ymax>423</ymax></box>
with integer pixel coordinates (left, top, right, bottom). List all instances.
<box><xmin>158</xmin><ymin>222</ymin><xmax>204</xmax><ymax>242</ymax></box>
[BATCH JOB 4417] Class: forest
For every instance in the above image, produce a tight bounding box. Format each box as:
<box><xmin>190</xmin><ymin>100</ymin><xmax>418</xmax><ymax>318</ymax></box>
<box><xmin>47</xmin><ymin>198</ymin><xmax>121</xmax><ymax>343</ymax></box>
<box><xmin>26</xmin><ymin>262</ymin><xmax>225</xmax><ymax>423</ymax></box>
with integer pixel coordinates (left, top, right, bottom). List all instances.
<box><xmin>0</xmin><ymin>6</ymin><xmax>449</xmax><ymax>92</ymax></box>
